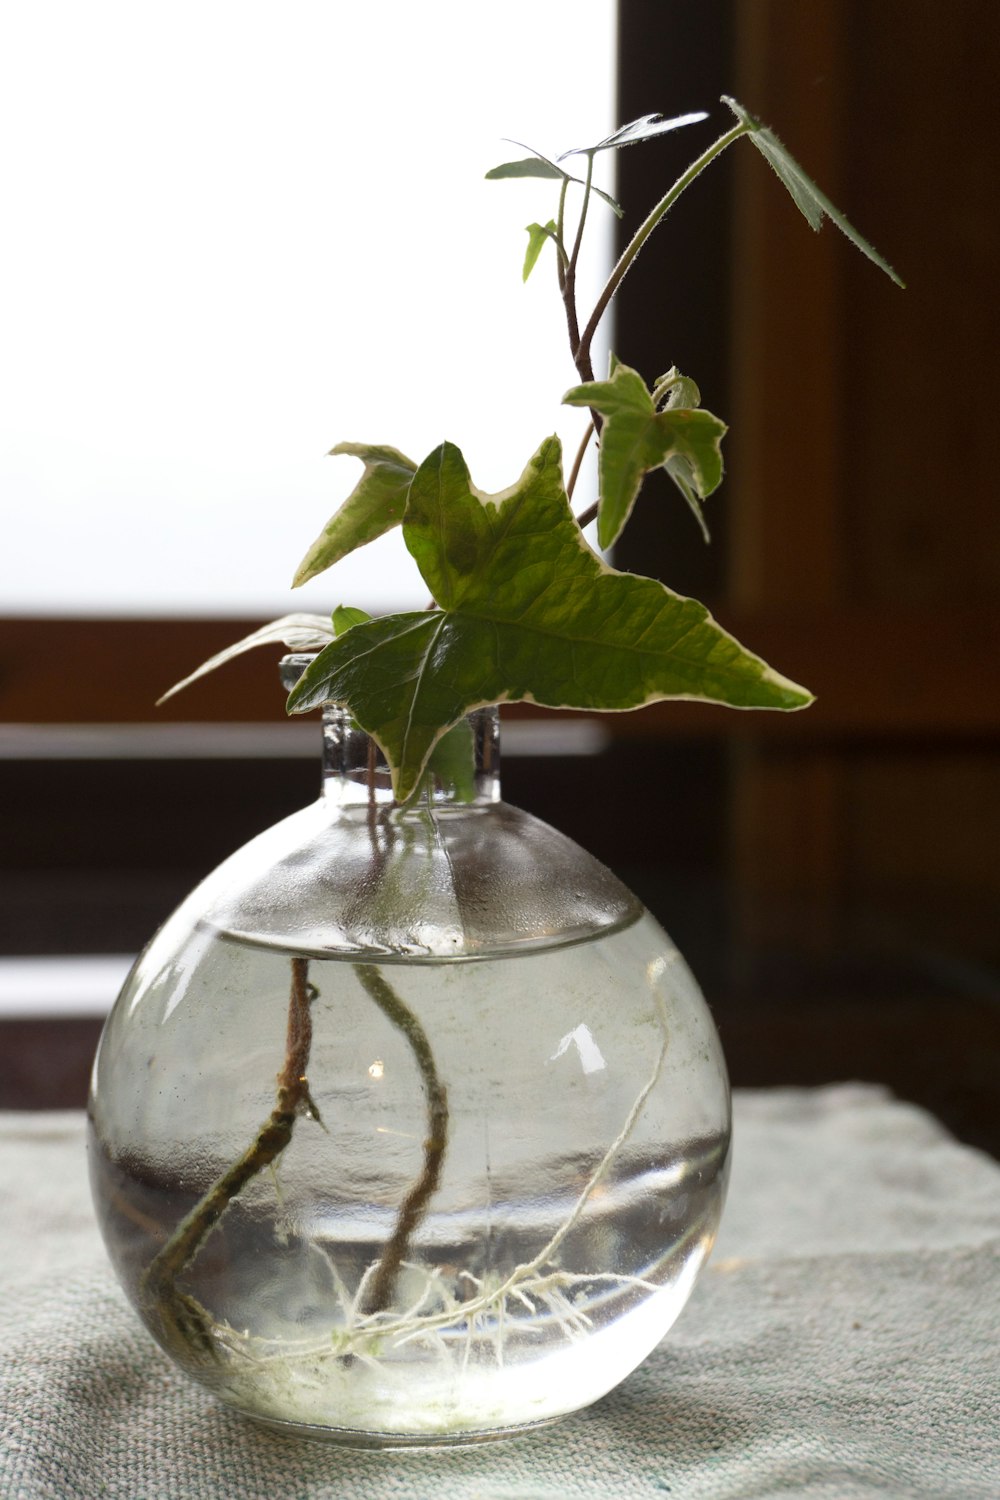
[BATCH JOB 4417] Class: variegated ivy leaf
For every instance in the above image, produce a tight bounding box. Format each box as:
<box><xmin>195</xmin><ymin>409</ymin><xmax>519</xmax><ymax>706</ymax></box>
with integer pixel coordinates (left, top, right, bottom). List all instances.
<box><xmin>523</xmin><ymin>220</ymin><xmax>558</xmax><ymax>282</ymax></box>
<box><xmin>425</xmin><ymin>718</ymin><xmax>477</xmax><ymax>803</ymax></box>
<box><xmin>655</xmin><ymin>367</ymin><xmax>711</xmax><ymax>542</ymax></box>
<box><xmin>292</xmin><ymin>443</ymin><xmax>417</xmax><ymax>588</ymax></box>
<box><xmin>287</xmin><ymin>436</ymin><xmax>811</xmax><ymax>800</ymax></box>
<box><xmin>156</xmin><ymin>613</ymin><xmax>335</xmax><ymax>705</ymax></box>
<box><xmin>653</xmin><ymin>366</ymin><xmax>701</xmax><ymax>411</ymax></box>
<box><xmin>564</xmin><ymin>357</ymin><xmax>726</xmax><ymax>549</ymax></box>
<box><xmin>662</xmin><ymin>460</ymin><xmax>710</xmax><ymax>544</ymax></box>
<box><xmin>558</xmin><ymin>110</ymin><xmax>708</xmax><ymax>159</ymax></box>
<box><xmin>723</xmin><ymin>96</ymin><xmax>904</xmax><ymax>287</ymax></box>
<box><xmin>330</xmin><ymin>602</ymin><xmax>474</xmax><ymax>797</ymax></box>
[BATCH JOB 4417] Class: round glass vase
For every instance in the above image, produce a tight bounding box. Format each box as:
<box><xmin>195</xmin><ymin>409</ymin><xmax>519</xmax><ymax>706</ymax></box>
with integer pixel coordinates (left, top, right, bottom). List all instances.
<box><xmin>88</xmin><ymin>665</ymin><xmax>731</xmax><ymax>1448</ymax></box>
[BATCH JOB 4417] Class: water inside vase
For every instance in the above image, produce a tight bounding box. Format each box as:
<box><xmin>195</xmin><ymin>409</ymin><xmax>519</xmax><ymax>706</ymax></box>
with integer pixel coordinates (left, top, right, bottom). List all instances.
<box><xmin>89</xmin><ymin>912</ymin><xmax>729</xmax><ymax>1442</ymax></box>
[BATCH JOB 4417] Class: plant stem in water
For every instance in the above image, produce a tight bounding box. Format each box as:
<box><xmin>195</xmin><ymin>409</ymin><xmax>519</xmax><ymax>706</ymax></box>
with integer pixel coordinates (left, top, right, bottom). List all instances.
<box><xmin>354</xmin><ymin>963</ymin><xmax>449</xmax><ymax>1315</ymax></box>
<box><xmin>142</xmin><ymin>956</ymin><xmax>319</xmax><ymax>1352</ymax></box>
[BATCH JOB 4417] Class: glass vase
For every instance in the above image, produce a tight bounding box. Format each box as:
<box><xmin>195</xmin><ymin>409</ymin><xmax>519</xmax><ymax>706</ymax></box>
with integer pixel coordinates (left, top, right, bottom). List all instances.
<box><xmin>88</xmin><ymin>659</ymin><xmax>731</xmax><ymax>1448</ymax></box>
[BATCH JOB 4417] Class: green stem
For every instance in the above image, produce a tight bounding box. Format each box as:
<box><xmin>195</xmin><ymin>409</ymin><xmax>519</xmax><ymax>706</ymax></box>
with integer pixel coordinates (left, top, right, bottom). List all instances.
<box><xmin>576</xmin><ymin>123</ymin><xmax>748</xmax><ymax>375</ymax></box>
<box><xmin>555</xmin><ymin>177</ymin><xmax>569</xmax><ymax>293</ymax></box>
<box><xmin>367</xmin><ymin>733</ymin><xmax>380</xmax><ymax>831</ymax></box>
<box><xmin>355</xmin><ymin>963</ymin><xmax>449</xmax><ymax>1315</ymax></box>
<box><xmin>560</xmin><ymin>156</ymin><xmax>596</xmax><ymax>376</ymax></box>
<box><xmin>567</xmin><ymin>151</ymin><xmax>595</xmax><ymax>278</ymax></box>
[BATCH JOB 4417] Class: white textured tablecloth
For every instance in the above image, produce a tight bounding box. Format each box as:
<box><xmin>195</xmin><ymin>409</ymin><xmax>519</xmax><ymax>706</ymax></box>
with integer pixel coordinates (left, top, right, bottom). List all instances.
<box><xmin>2</xmin><ymin>1085</ymin><xmax>998</xmax><ymax>1499</ymax></box>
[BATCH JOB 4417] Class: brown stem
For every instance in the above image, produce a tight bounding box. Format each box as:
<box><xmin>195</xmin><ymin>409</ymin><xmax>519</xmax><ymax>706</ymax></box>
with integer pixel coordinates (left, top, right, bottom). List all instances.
<box><xmin>574</xmin><ymin>497</ymin><xmax>599</xmax><ymax>532</ymax></box>
<box><xmin>566</xmin><ymin>419</ymin><xmax>595</xmax><ymax>503</ymax></box>
<box><xmin>563</xmin><ymin>270</ymin><xmax>603</xmax><ymax>446</ymax></box>
<box><xmin>142</xmin><ymin>956</ymin><xmax>319</xmax><ymax>1341</ymax></box>
<box><xmin>563</xmin><ymin>149</ymin><xmax>596</xmax><ymax>384</ymax></box>
<box><xmin>562</xmin><ymin>267</ymin><xmax>583</xmax><ymax>367</ymax></box>
<box><xmin>576</xmin><ymin>122</ymin><xmax>748</xmax><ymax>378</ymax></box>
<box><xmin>355</xmin><ymin>963</ymin><xmax>449</xmax><ymax>1315</ymax></box>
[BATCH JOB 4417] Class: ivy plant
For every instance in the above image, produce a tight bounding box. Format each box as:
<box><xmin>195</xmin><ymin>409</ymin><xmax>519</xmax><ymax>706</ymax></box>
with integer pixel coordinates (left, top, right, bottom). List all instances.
<box><xmin>164</xmin><ymin>98</ymin><xmax>901</xmax><ymax>800</ymax></box>
<box><xmin>144</xmin><ymin>95</ymin><xmax>903</xmax><ymax>1365</ymax></box>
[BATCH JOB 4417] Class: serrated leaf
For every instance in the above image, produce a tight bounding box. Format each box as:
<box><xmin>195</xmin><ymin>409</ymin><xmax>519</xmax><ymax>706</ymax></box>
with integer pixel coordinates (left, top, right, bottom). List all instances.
<box><xmin>653</xmin><ymin>368</ymin><xmax>711</xmax><ymax>540</ymax></box>
<box><xmin>523</xmin><ymin>220</ymin><xmax>558</xmax><ymax>282</ymax></box>
<box><xmin>664</xmin><ymin>457</ymin><xmax>711</xmax><ymax>543</ymax></box>
<box><xmin>564</xmin><ymin>359</ymin><xmax>726</xmax><ymax>548</ymax></box>
<box><xmin>291</xmin><ymin>443</ymin><xmax>417</xmax><ymax>588</ymax></box>
<box><xmin>558</xmin><ymin>110</ymin><xmax>709</xmax><ymax>159</ymax></box>
<box><xmin>723</xmin><ymin>96</ymin><xmax>904</xmax><ymax>287</ymax></box>
<box><xmin>332</xmin><ymin>604</ymin><xmax>371</xmax><ymax>636</ymax></box>
<box><xmin>654</xmin><ymin>366</ymin><xmax>702</xmax><ymax>411</ymax></box>
<box><xmin>287</xmin><ymin>437</ymin><xmax>811</xmax><ymax>799</ymax></box>
<box><xmin>157</xmin><ymin>613</ymin><xmax>335</xmax><ymax>705</ymax></box>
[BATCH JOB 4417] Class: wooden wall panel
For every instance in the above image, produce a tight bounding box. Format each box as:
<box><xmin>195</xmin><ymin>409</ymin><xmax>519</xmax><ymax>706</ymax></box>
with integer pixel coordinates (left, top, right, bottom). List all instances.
<box><xmin>727</xmin><ymin>0</ymin><xmax>1000</xmax><ymax>982</ymax></box>
<box><xmin>842</xmin><ymin>0</ymin><xmax>1000</xmax><ymax>607</ymax></box>
<box><xmin>728</xmin><ymin>0</ymin><xmax>847</xmax><ymax>609</ymax></box>
<box><xmin>844</xmin><ymin>752</ymin><xmax>1000</xmax><ymax>964</ymax></box>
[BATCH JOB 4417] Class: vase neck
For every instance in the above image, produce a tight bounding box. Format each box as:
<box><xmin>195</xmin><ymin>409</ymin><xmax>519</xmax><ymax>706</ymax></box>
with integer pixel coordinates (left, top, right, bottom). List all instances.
<box><xmin>280</xmin><ymin>656</ymin><xmax>501</xmax><ymax>809</ymax></box>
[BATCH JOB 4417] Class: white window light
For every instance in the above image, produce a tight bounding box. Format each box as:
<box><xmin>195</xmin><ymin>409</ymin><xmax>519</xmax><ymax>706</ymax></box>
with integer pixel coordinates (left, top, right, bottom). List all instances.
<box><xmin>0</xmin><ymin>2</ymin><xmax>616</xmax><ymax>618</ymax></box>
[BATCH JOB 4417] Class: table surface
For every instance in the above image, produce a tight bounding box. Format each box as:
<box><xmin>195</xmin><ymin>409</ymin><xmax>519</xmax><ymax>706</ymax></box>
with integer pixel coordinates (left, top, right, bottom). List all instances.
<box><xmin>2</xmin><ymin>1085</ymin><xmax>998</xmax><ymax>1500</ymax></box>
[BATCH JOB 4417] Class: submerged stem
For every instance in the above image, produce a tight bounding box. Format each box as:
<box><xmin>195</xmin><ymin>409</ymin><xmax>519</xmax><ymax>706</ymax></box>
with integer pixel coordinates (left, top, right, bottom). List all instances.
<box><xmin>355</xmin><ymin>963</ymin><xmax>449</xmax><ymax>1315</ymax></box>
<box><xmin>142</xmin><ymin>956</ymin><xmax>319</xmax><ymax>1347</ymax></box>
<box><xmin>209</xmin><ymin>979</ymin><xmax>675</xmax><ymax>1368</ymax></box>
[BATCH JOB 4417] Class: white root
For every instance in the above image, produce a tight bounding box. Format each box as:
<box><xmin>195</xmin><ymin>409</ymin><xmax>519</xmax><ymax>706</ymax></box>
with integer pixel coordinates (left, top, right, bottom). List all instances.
<box><xmin>170</xmin><ymin>988</ymin><xmax>672</xmax><ymax>1377</ymax></box>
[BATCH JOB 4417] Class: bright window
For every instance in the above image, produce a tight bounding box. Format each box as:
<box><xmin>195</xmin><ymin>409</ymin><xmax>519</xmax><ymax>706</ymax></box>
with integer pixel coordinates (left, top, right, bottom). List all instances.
<box><xmin>0</xmin><ymin>2</ymin><xmax>615</xmax><ymax>617</ymax></box>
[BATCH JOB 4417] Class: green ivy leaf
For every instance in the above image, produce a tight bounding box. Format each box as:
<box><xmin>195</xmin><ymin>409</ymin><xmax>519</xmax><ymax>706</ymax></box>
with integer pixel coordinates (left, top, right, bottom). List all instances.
<box><xmin>558</xmin><ymin>110</ymin><xmax>708</xmax><ymax>158</ymax></box>
<box><xmin>287</xmin><ymin>437</ymin><xmax>811</xmax><ymax>799</ymax></box>
<box><xmin>522</xmin><ymin>220</ymin><xmax>558</xmax><ymax>282</ymax></box>
<box><xmin>292</xmin><ymin>443</ymin><xmax>417</xmax><ymax>588</ymax></box>
<box><xmin>424</xmin><ymin>718</ymin><xmax>477</xmax><ymax>803</ymax></box>
<box><xmin>665</xmin><ymin>459</ymin><xmax>711</xmax><ymax>544</ymax></box>
<box><xmin>723</xmin><ymin>96</ymin><xmax>904</xmax><ymax>287</ymax></box>
<box><xmin>564</xmin><ymin>358</ymin><xmax>726</xmax><ymax>549</ymax></box>
<box><xmin>156</xmin><ymin>613</ymin><xmax>335</xmax><ymax>705</ymax></box>
<box><xmin>654</xmin><ymin>366</ymin><xmax>702</xmax><ymax>411</ymax></box>
<box><xmin>655</xmin><ymin>367</ymin><xmax>711</xmax><ymax>541</ymax></box>
<box><xmin>332</xmin><ymin>604</ymin><xmax>371</xmax><ymax>636</ymax></box>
